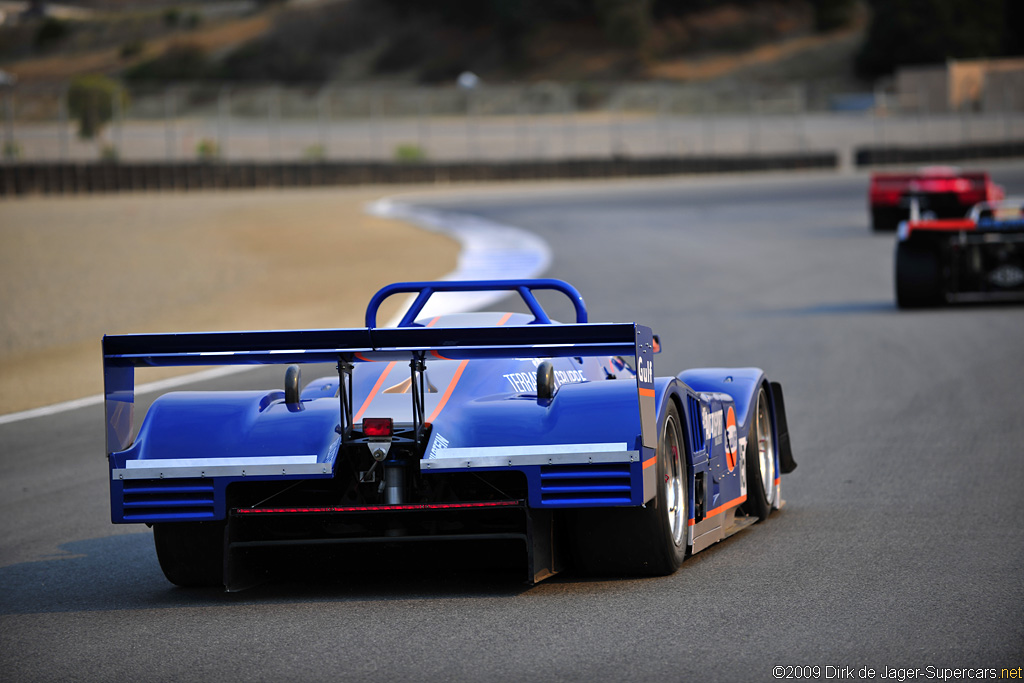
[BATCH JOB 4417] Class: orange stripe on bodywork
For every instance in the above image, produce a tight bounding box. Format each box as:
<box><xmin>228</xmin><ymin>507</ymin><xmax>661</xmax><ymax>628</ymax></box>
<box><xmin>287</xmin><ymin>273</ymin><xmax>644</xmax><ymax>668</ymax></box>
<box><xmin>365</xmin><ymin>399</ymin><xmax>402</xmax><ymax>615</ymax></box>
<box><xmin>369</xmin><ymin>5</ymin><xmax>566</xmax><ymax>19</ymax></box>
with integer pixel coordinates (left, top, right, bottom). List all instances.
<box><xmin>353</xmin><ymin>361</ymin><xmax>397</xmax><ymax>423</ymax></box>
<box><xmin>427</xmin><ymin>360</ymin><xmax>468</xmax><ymax>423</ymax></box>
<box><xmin>707</xmin><ymin>495</ymin><xmax>746</xmax><ymax>518</ymax></box>
<box><xmin>425</xmin><ymin>312</ymin><xmax>513</xmax><ymax>423</ymax></box>
<box><xmin>638</xmin><ymin>387</ymin><xmax>655</xmax><ymax>398</ymax></box>
<box><xmin>687</xmin><ymin>494</ymin><xmax>747</xmax><ymax>526</ymax></box>
<box><xmin>642</xmin><ymin>456</ymin><xmax>657</xmax><ymax>470</ymax></box>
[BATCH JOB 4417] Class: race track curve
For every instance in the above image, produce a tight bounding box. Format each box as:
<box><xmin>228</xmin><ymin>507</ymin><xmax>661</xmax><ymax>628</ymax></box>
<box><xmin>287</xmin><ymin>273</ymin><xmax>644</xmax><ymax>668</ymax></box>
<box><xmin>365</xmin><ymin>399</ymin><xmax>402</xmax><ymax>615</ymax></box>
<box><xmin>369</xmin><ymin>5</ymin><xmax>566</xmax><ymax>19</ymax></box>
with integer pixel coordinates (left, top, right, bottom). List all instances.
<box><xmin>2</xmin><ymin>164</ymin><xmax>1023</xmax><ymax>682</ymax></box>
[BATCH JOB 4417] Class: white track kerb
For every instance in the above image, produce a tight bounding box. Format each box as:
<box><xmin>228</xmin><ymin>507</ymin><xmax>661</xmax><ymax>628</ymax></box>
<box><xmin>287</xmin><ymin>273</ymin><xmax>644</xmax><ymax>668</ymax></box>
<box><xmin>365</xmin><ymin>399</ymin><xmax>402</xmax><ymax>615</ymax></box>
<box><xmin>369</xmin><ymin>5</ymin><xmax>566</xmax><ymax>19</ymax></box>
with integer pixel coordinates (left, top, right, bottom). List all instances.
<box><xmin>366</xmin><ymin>198</ymin><xmax>551</xmax><ymax>319</ymax></box>
<box><xmin>0</xmin><ymin>200</ymin><xmax>551</xmax><ymax>425</ymax></box>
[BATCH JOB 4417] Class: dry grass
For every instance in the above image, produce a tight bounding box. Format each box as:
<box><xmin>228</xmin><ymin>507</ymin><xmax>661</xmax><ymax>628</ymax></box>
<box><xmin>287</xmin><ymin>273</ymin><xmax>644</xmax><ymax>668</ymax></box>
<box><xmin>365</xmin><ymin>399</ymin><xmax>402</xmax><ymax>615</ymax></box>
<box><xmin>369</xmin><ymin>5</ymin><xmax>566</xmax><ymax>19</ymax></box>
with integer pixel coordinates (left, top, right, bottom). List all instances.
<box><xmin>6</xmin><ymin>12</ymin><xmax>274</xmax><ymax>83</ymax></box>
<box><xmin>645</xmin><ymin>13</ymin><xmax>867</xmax><ymax>82</ymax></box>
<box><xmin>0</xmin><ymin>187</ymin><xmax>458</xmax><ymax>414</ymax></box>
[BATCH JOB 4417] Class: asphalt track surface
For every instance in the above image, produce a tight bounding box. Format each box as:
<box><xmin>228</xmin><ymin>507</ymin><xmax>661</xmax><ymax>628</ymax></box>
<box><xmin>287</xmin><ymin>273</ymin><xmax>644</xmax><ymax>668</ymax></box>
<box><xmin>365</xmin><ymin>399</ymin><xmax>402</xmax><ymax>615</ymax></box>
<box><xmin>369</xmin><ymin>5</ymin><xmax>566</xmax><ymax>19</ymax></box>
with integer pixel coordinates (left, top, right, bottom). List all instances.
<box><xmin>3</xmin><ymin>165</ymin><xmax>1024</xmax><ymax>682</ymax></box>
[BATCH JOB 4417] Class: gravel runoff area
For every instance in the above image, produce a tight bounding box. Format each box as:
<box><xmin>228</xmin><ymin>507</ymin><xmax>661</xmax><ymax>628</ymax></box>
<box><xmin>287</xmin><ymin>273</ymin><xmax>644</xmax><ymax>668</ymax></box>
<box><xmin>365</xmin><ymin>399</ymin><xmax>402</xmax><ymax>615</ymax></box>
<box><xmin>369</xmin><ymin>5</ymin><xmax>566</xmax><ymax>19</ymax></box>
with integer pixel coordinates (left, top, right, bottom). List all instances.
<box><xmin>0</xmin><ymin>187</ymin><xmax>460</xmax><ymax>415</ymax></box>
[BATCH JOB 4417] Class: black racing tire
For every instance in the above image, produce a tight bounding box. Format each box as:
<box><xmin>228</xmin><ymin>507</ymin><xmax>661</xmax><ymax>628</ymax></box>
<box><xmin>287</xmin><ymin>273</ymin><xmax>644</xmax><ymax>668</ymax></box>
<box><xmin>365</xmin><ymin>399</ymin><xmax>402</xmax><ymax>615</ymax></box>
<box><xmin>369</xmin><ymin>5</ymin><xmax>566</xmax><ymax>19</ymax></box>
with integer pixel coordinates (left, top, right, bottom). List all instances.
<box><xmin>871</xmin><ymin>206</ymin><xmax>902</xmax><ymax>232</ymax></box>
<box><xmin>567</xmin><ymin>402</ymin><xmax>688</xmax><ymax>576</ymax></box>
<box><xmin>744</xmin><ymin>386</ymin><xmax>776</xmax><ymax>521</ymax></box>
<box><xmin>153</xmin><ymin>521</ymin><xmax>226</xmax><ymax>588</ymax></box>
<box><xmin>895</xmin><ymin>241</ymin><xmax>942</xmax><ymax>309</ymax></box>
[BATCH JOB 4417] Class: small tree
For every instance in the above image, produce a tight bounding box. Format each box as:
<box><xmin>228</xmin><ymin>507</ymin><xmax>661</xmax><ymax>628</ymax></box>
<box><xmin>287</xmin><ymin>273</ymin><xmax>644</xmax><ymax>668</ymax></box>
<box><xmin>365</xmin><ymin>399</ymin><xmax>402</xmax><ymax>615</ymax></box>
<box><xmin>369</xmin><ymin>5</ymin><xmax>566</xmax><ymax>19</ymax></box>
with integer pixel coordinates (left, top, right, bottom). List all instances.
<box><xmin>67</xmin><ymin>74</ymin><xmax>128</xmax><ymax>140</ymax></box>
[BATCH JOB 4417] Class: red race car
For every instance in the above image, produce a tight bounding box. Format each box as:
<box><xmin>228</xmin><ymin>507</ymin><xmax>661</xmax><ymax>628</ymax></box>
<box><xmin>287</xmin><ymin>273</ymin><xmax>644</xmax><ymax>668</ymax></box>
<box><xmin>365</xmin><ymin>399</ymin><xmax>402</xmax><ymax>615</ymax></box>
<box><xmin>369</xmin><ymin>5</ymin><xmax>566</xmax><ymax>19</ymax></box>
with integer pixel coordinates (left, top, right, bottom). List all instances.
<box><xmin>869</xmin><ymin>166</ymin><xmax>1004</xmax><ymax>231</ymax></box>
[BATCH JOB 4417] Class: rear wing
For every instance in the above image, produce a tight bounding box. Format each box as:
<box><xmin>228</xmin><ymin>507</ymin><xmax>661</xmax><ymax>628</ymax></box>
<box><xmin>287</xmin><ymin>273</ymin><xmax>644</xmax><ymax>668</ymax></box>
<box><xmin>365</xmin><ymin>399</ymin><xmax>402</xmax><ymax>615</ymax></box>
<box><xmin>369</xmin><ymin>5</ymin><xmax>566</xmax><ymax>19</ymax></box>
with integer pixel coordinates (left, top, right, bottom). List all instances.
<box><xmin>103</xmin><ymin>279</ymin><xmax>658</xmax><ymax>457</ymax></box>
<box><xmin>967</xmin><ymin>198</ymin><xmax>1024</xmax><ymax>223</ymax></box>
<box><xmin>870</xmin><ymin>171</ymin><xmax>997</xmax><ymax>206</ymax></box>
<box><xmin>901</xmin><ymin>198</ymin><xmax>1024</xmax><ymax>238</ymax></box>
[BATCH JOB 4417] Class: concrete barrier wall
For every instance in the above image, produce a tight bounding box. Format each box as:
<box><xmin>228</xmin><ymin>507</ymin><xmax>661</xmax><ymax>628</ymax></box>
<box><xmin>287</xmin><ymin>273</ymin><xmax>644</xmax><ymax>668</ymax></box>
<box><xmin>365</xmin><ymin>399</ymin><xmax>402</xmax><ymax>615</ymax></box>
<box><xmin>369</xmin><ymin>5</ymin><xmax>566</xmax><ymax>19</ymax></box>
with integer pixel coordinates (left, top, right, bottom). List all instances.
<box><xmin>855</xmin><ymin>140</ymin><xmax>1024</xmax><ymax>167</ymax></box>
<box><xmin>0</xmin><ymin>153</ymin><xmax>838</xmax><ymax>196</ymax></box>
<box><xmin>6</xmin><ymin>142</ymin><xmax>1024</xmax><ymax>196</ymax></box>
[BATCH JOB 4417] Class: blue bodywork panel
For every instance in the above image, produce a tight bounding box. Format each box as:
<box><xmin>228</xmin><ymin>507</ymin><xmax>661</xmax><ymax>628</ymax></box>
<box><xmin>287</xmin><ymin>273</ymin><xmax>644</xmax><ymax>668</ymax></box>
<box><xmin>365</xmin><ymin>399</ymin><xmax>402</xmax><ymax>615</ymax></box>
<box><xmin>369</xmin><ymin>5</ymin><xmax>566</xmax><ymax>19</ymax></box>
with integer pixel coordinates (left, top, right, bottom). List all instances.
<box><xmin>104</xmin><ymin>281</ymin><xmax>668</xmax><ymax>522</ymax></box>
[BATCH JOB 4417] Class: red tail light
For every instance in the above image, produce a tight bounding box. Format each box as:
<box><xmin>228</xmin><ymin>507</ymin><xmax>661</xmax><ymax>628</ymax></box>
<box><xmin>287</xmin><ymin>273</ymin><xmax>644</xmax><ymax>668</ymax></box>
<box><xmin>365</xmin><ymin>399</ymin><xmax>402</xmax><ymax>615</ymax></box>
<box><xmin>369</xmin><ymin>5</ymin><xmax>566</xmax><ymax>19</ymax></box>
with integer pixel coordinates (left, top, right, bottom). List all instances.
<box><xmin>870</xmin><ymin>189</ymin><xmax>903</xmax><ymax>206</ymax></box>
<box><xmin>362</xmin><ymin>417</ymin><xmax>393</xmax><ymax>437</ymax></box>
<box><xmin>957</xmin><ymin>190</ymin><xmax>985</xmax><ymax>205</ymax></box>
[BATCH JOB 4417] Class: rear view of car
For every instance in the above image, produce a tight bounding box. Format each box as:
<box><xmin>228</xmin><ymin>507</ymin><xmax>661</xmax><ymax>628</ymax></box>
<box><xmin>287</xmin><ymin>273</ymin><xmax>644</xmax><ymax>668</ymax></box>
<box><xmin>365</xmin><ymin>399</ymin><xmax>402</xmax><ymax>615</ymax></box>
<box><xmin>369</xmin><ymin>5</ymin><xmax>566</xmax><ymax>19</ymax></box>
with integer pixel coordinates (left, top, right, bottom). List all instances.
<box><xmin>895</xmin><ymin>199</ymin><xmax>1024</xmax><ymax>307</ymax></box>
<box><xmin>869</xmin><ymin>166</ymin><xmax>1004</xmax><ymax>232</ymax></box>
<box><xmin>103</xmin><ymin>279</ymin><xmax>795</xmax><ymax>591</ymax></box>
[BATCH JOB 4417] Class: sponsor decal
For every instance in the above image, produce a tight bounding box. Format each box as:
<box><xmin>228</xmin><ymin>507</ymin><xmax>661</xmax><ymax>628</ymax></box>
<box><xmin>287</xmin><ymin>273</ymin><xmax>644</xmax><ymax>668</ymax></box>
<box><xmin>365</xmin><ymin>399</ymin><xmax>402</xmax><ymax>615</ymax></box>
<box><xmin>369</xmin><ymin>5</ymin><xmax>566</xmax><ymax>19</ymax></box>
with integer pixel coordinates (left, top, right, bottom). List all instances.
<box><xmin>504</xmin><ymin>372</ymin><xmax>537</xmax><ymax>393</ymax></box>
<box><xmin>637</xmin><ymin>358</ymin><xmax>653</xmax><ymax>384</ymax></box>
<box><xmin>554</xmin><ymin>369</ymin><xmax>587</xmax><ymax>386</ymax></box>
<box><xmin>707</xmin><ymin>407</ymin><xmax>723</xmax><ymax>443</ymax></box>
<box><xmin>724</xmin><ymin>406</ymin><xmax>738</xmax><ymax>471</ymax></box>
<box><xmin>503</xmin><ymin>366</ymin><xmax>587</xmax><ymax>393</ymax></box>
<box><xmin>989</xmin><ymin>265</ymin><xmax>1024</xmax><ymax>288</ymax></box>
<box><xmin>427</xmin><ymin>434</ymin><xmax>450</xmax><ymax>460</ymax></box>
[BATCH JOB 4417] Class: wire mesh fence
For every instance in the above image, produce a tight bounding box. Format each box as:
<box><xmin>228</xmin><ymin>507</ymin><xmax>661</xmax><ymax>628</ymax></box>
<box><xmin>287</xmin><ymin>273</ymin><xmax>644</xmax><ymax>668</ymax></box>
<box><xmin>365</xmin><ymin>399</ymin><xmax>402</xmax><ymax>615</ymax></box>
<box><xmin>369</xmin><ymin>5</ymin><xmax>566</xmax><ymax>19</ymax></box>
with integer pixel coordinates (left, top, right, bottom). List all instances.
<box><xmin>2</xmin><ymin>81</ymin><xmax>1023</xmax><ymax>165</ymax></box>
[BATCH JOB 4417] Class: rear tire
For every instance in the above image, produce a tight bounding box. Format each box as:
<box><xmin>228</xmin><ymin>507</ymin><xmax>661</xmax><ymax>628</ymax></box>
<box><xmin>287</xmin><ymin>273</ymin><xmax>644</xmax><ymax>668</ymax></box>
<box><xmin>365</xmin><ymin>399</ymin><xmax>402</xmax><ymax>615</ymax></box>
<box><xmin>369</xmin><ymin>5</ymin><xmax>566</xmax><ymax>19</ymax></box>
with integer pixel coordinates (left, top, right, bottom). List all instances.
<box><xmin>153</xmin><ymin>521</ymin><xmax>226</xmax><ymax>588</ymax></box>
<box><xmin>568</xmin><ymin>403</ymin><xmax>688</xmax><ymax>576</ymax></box>
<box><xmin>744</xmin><ymin>387</ymin><xmax>776</xmax><ymax>521</ymax></box>
<box><xmin>871</xmin><ymin>207</ymin><xmax>899</xmax><ymax>232</ymax></box>
<box><xmin>895</xmin><ymin>241</ymin><xmax>942</xmax><ymax>308</ymax></box>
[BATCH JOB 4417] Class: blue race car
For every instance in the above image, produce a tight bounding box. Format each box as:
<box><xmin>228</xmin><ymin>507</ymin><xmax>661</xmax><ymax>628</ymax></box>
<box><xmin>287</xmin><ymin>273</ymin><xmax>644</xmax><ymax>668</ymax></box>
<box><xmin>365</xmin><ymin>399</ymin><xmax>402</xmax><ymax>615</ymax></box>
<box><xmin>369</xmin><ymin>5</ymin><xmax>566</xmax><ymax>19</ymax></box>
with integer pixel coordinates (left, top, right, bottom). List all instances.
<box><xmin>103</xmin><ymin>279</ymin><xmax>796</xmax><ymax>590</ymax></box>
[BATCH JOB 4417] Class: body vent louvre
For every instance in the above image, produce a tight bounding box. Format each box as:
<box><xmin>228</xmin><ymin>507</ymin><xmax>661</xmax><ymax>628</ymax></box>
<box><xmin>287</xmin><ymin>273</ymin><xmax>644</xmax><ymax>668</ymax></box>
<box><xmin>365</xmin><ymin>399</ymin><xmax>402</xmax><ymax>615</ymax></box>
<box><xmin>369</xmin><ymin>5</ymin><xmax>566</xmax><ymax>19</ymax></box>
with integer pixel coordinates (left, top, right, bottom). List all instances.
<box><xmin>121</xmin><ymin>478</ymin><xmax>216</xmax><ymax>520</ymax></box>
<box><xmin>539</xmin><ymin>463</ymin><xmax>631</xmax><ymax>504</ymax></box>
<box><xmin>687</xmin><ymin>395</ymin><xmax>706</xmax><ymax>454</ymax></box>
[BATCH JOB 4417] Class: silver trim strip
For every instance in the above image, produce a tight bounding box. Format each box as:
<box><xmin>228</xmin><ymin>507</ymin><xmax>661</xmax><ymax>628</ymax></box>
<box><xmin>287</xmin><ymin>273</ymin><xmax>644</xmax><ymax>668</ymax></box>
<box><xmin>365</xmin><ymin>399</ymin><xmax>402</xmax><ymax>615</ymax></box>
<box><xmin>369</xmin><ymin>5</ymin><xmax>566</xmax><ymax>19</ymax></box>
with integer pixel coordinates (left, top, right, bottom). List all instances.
<box><xmin>421</xmin><ymin>443</ymin><xmax>637</xmax><ymax>470</ymax></box>
<box><xmin>125</xmin><ymin>455</ymin><xmax>318</xmax><ymax>469</ymax></box>
<box><xmin>113</xmin><ymin>455</ymin><xmax>327</xmax><ymax>480</ymax></box>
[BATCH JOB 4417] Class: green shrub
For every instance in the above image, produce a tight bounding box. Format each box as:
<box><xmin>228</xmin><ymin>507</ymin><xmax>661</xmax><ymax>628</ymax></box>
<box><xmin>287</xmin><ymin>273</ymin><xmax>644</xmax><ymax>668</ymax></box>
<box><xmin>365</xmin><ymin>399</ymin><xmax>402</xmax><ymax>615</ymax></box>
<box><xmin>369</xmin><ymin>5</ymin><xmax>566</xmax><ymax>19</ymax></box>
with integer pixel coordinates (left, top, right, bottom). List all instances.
<box><xmin>3</xmin><ymin>140</ymin><xmax>20</xmax><ymax>160</ymax></box>
<box><xmin>67</xmin><ymin>74</ymin><xmax>128</xmax><ymax>140</ymax></box>
<box><xmin>856</xmin><ymin>0</ymin><xmax>1009</xmax><ymax>78</ymax></box>
<box><xmin>34</xmin><ymin>17</ymin><xmax>69</xmax><ymax>49</ymax></box>
<box><xmin>394</xmin><ymin>143</ymin><xmax>426</xmax><ymax>163</ymax></box>
<box><xmin>594</xmin><ymin>0</ymin><xmax>652</xmax><ymax>48</ymax></box>
<box><xmin>124</xmin><ymin>43</ymin><xmax>210</xmax><ymax>81</ymax></box>
<box><xmin>119</xmin><ymin>41</ymin><xmax>145</xmax><ymax>60</ymax></box>
<box><xmin>196</xmin><ymin>138</ymin><xmax>219</xmax><ymax>160</ymax></box>
<box><xmin>811</xmin><ymin>0</ymin><xmax>857</xmax><ymax>32</ymax></box>
<box><xmin>163</xmin><ymin>8</ymin><xmax>181</xmax><ymax>27</ymax></box>
<box><xmin>303</xmin><ymin>144</ymin><xmax>326</xmax><ymax>161</ymax></box>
